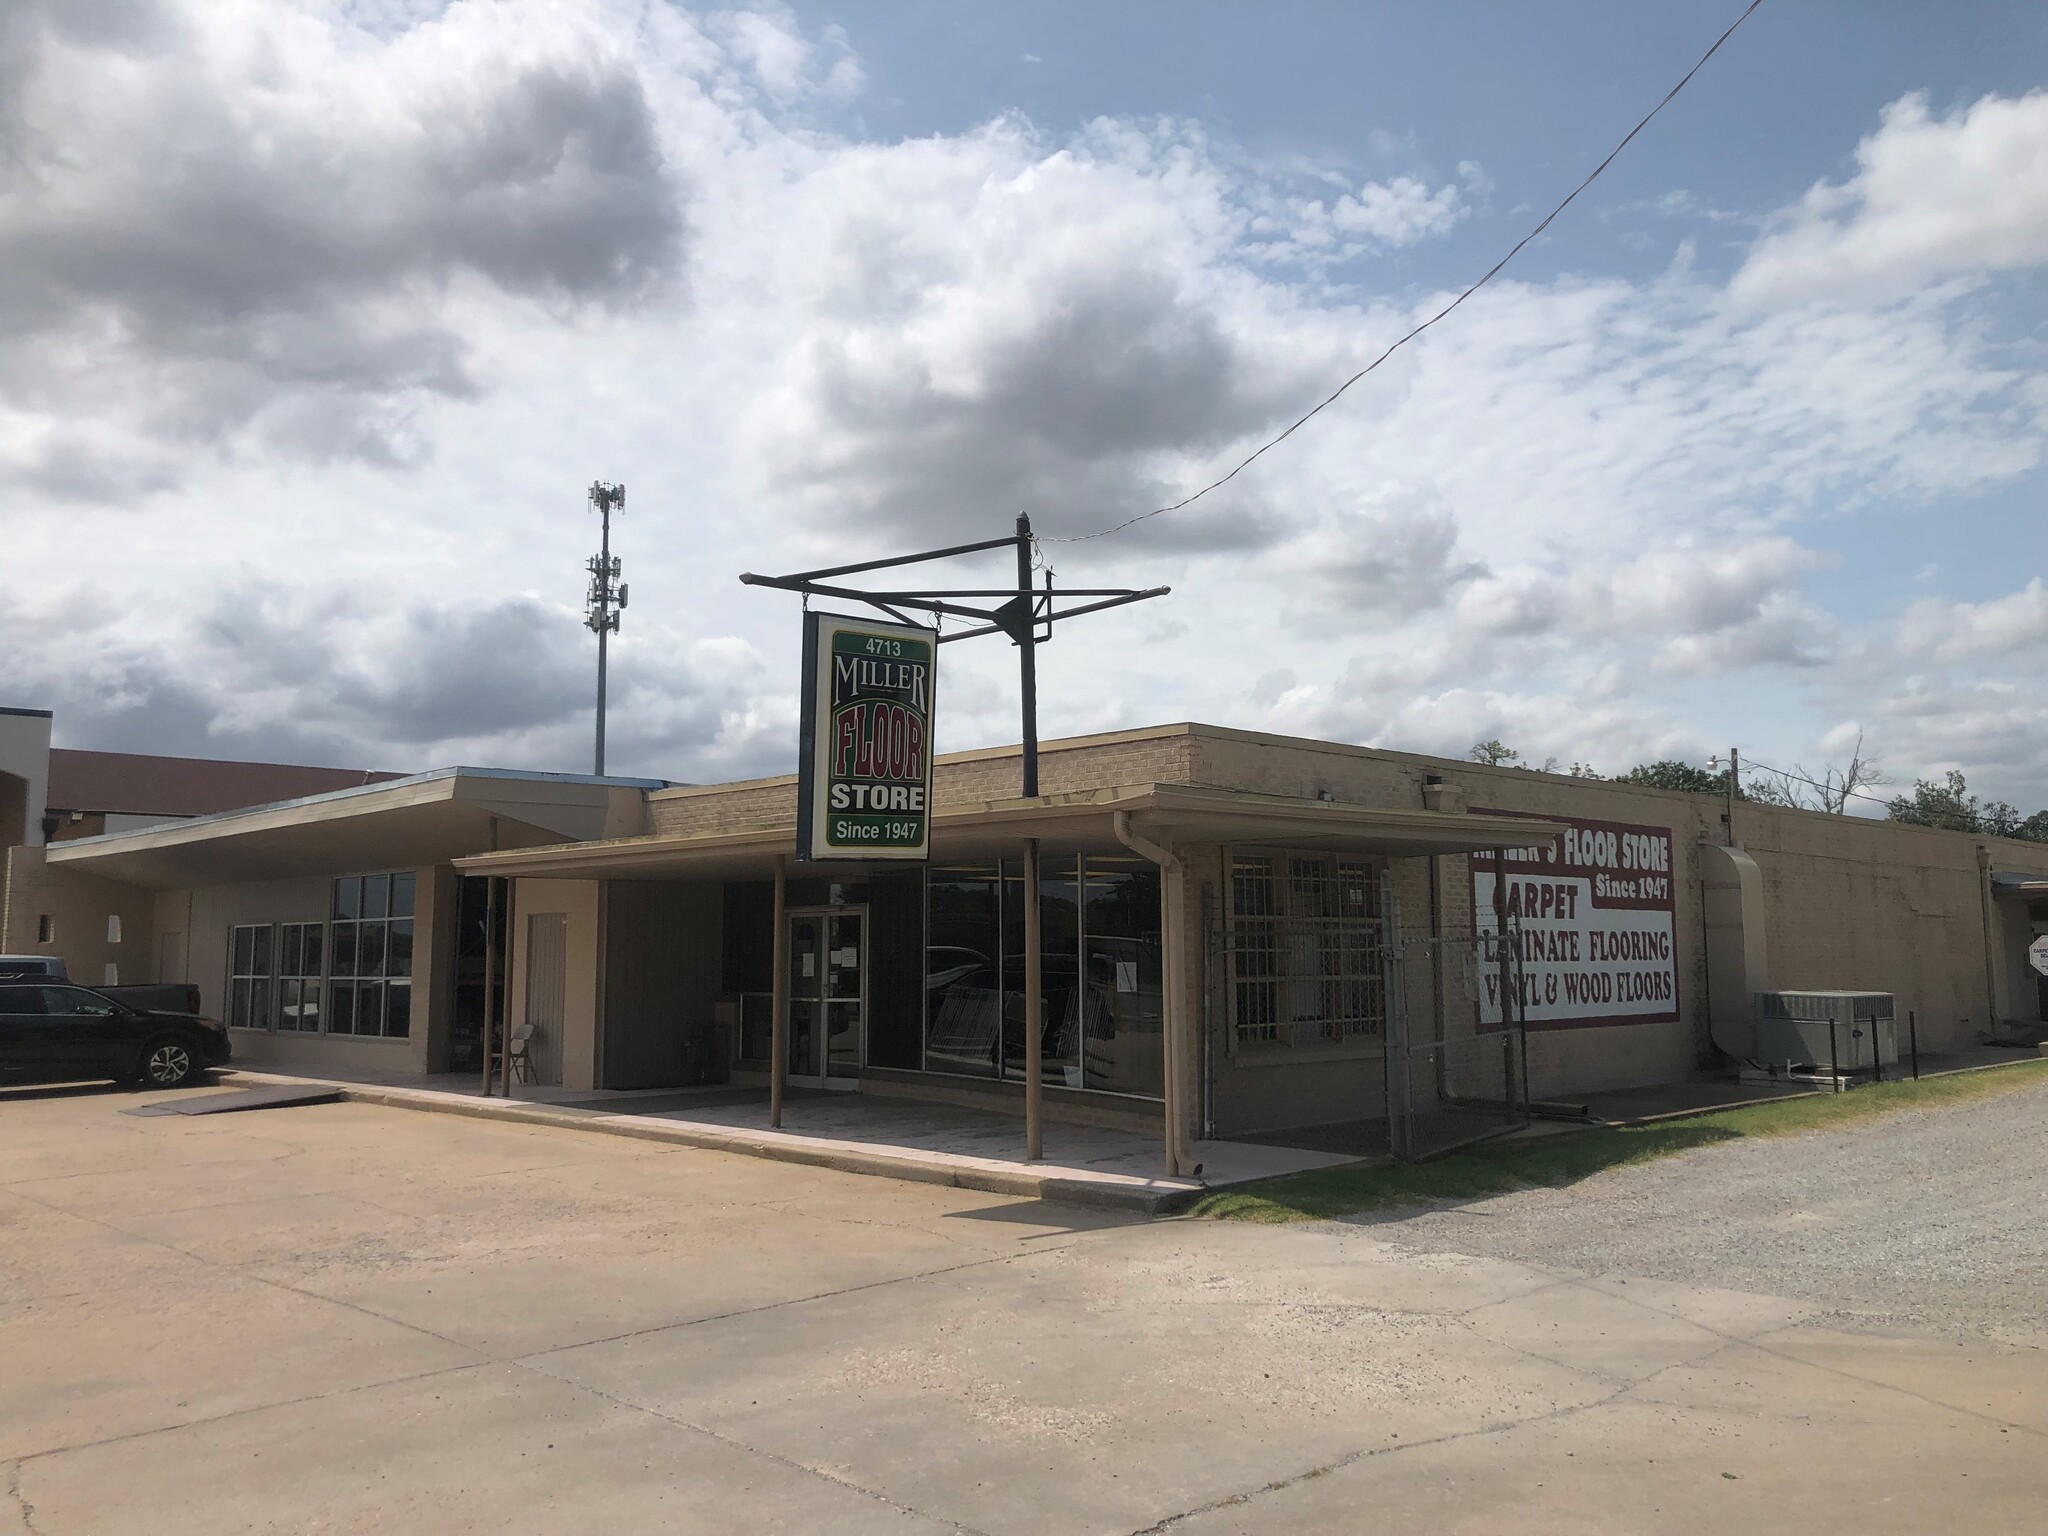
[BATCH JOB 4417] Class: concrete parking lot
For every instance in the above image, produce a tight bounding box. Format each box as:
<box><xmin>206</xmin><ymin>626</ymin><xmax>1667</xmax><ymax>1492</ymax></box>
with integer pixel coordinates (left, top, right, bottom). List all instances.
<box><xmin>3</xmin><ymin>1077</ymin><xmax>2044</xmax><ymax>1535</ymax></box>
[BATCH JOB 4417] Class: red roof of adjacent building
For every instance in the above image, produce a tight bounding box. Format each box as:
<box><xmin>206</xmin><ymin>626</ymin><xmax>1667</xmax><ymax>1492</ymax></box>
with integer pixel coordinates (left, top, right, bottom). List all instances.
<box><xmin>46</xmin><ymin>749</ymin><xmax>405</xmax><ymax>819</ymax></box>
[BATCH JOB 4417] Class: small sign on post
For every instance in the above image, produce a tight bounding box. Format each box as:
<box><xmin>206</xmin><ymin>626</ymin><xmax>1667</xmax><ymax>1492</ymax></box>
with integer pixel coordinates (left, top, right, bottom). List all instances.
<box><xmin>2029</xmin><ymin>934</ymin><xmax>2048</xmax><ymax>977</ymax></box>
<box><xmin>796</xmin><ymin>611</ymin><xmax>937</xmax><ymax>863</ymax></box>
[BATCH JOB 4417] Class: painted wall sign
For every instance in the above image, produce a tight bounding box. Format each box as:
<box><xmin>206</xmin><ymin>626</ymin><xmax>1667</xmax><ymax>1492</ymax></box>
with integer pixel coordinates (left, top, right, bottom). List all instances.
<box><xmin>1471</xmin><ymin>811</ymin><xmax>1679</xmax><ymax>1030</ymax></box>
<box><xmin>796</xmin><ymin>611</ymin><xmax>938</xmax><ymax>862</ymax></box>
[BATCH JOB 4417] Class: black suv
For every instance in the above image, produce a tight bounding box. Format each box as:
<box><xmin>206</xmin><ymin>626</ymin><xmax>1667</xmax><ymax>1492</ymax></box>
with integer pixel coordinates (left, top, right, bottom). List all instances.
<box><xmin>0</xmin><ymin>982</ymin><xmax>231</xmax><ymax>1089</ymax></box>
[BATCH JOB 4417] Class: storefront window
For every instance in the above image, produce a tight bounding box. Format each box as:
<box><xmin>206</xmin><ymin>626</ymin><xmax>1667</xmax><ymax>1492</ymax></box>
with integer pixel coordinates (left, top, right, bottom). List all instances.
<box><xmin>922</xmin><ymin>855</ymin><xmax>1162</xmax><ymax>1098</ymax></box>
<box><xmin>449</xmin><ymin>875</ymin><xmax>507</xmax><ymax>1073</ymax></box>
<box><xmin>328</xmin><ymin>871</ymin><xmax>414</xmax><ymax>1038</ymax></box>
<box><xmin>226</xmin><ymin>924</ymin><xmax>272</xmax><ymax>1031</ymax></box>
<box><xmin>925</xmin><ymin>865</ymin><xmax>1002</xmax><ymax>1078</ymax></box>
<box><xmin>1006</xmin><ymin>858</ymin><xmax>1081</xmax><ymax>1087</ymax></box>
<box><xmin>1079</xmin><ymin>856</ymin><xmax>1163</xmax><ymax>1097</ymax></box>
<box><xmin>276</xmin><ymin>921</ymin><xmax>324</xmax><ymax>1032</ymax></box>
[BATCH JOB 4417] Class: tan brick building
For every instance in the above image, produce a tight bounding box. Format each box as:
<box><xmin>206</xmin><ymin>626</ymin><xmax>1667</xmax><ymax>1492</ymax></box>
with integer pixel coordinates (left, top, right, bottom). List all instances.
<box><xmin>11</xmin><ymin>716</ymin><xmax>2048</xmax><ymax>1169</ymax></box>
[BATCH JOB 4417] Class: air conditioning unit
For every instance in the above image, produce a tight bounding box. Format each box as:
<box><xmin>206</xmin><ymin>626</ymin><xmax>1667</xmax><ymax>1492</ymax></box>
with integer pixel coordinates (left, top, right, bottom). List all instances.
<box><xmin>1754</xmin><ymin>990</ymin><xmax>1897</xmax><ymax>1072</ymax></box>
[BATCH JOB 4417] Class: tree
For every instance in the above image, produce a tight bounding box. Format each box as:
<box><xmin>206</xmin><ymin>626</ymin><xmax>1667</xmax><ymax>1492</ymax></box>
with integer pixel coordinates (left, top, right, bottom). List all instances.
<box><xmin>1884</xmin><ymin>769</ymin><xmax>2045</xmax><ymax>839</ymax></box>
<box><xmin>1619</xmin><ymin>760</ymin><xmax>1730</xmax><ymax>796</ymax></box>
<box><xmin>1468</xmin><ymin>740</ymin><xmax>1520</xmax><ymax>767</ymax></box>
<box><xmin>1747</xmin><ymin>732</ymin><xmax>1888</xmax><ymax>814</ymax></box>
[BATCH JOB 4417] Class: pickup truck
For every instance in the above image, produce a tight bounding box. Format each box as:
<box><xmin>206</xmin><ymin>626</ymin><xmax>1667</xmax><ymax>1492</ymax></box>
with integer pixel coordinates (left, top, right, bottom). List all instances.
<box><xmin>0</xmin><ymin>956</ymin><xmax>202</xmax><ymax>1016</ymax></box>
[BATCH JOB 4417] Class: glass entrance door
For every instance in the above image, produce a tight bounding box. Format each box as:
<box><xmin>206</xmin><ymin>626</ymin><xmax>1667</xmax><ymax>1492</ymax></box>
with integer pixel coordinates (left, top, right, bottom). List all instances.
<box><xmin>787</xmin><ymin>909</ymin><xmax>864</xmax><ymax>1086</ymax></box>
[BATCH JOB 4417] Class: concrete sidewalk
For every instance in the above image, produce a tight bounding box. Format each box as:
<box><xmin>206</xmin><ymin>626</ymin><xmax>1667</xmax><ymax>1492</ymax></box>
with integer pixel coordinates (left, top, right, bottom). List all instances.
<box><xmin>217</xmin><ymin>1068</ymin><xmax>1359</xmax><ymax>1212</ymax></box>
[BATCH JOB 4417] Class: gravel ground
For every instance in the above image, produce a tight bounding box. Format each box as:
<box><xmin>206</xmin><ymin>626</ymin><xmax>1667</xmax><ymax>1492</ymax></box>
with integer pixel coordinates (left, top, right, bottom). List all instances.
<box><xmin>1346</xmin><ymin>1070</ymin><xmax>2048</xmax><ymax>1341</ymax></box>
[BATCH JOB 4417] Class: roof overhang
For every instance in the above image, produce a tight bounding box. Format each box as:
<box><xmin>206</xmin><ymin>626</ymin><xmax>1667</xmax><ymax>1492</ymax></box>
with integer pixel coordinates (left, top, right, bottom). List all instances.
<box><xmin>1991</xmin><ymin>873</ymin><xmax>2048</xmax><ymax>901</ymax></box>
<box><xmin>42</xmin><ymin>769</ymin><xmax>657</xmax><ymax>888</ymax></box>
<box><xmin>455</xmin><ymin>783</ymin><xmax>1564</xmax><ymax>882</ymax></box>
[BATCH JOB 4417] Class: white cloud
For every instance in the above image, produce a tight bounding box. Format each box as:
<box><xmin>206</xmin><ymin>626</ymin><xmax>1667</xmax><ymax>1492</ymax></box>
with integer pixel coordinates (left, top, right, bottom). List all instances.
<box><xmin>1898</xmin><ymin>578</ymin><xmax>2048</xmax><ymax>663</ymax></box>
<box><xmin>0</xmin><ymin>0</ymin><xmax>686</xmax><ymax>496</ymax></box>
<box><xmin>0</xmin><ymin>5</ymin><xmax>2044</xmax><ymax>808</ymax></box>
<box><xmin>1329</xmin><ymin>174</ymin><xmax>1466</xmax><ymax>245</ymax></box>
<box><xmin>1732</xmin><ymin>90</ymin><xmax>2048</xmax><ymax>307</ymax></box>
<box><xmin>732</xmin><ymin>116</ymin><xmax>1350</xmax><ymax>546</ymax></box>
<box><xmin>1254</xmin><ymin>167</ymin><xmax>1473</xmax><ymax>265</ymax></box>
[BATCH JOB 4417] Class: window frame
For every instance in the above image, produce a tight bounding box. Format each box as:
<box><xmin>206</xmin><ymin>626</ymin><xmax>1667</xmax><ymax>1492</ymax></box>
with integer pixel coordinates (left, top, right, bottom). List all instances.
<box><xmin>1225</xmin><ymin>846</ymin><xmax>1390</xmax><ymax>1062</ymax></box>
<box><xmin>274</xmin><ymin>920</ymin><xmax>326</xmax><ymax>1033</ymax></box>
<box><xmin>327</xmin><ymin>871</ymin><xmax>416</xmax><ymax>1040</ymax></box>
<box><xmin>226</xmin><ymin>923</ymin><xmax>275</xmax><ymax>1032</ymax></box>
<box><xmin>918</xmin><ymin>854</ymin><xmax>1165</xmax><ymax>1101</ymax></box>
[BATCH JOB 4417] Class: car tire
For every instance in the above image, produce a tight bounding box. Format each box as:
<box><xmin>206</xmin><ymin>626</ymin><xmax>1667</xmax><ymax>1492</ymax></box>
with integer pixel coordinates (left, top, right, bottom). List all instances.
<box><xmin>138</xmin><ymin>1035</ymin><xmax>201</xmax><ymax>1089</ymax></box>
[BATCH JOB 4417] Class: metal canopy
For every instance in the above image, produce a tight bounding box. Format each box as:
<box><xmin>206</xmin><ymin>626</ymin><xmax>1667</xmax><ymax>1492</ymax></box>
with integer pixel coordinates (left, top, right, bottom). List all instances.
<box><xmin>450</xmin><ymin>784</ymin><xmax>1565</xmax><ymax>882</ymax></box>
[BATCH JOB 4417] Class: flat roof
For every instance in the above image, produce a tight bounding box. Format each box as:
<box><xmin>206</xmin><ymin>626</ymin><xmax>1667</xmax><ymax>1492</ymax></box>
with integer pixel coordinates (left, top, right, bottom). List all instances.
<box><xmin>44</xmin><ymin>766</ymin><xmax>669</xmax><ymax>887</ymax></box>
<box><xmin>45</xmin><ymin>747</ymin><xmax>408</xmax><ymax>818</ymax></box>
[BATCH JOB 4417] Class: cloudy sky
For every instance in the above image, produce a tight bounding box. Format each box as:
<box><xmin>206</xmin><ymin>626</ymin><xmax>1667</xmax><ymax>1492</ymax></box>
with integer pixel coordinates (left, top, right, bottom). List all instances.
<box><xmin>3</xmin><ymin>0</ymin><xmax>2047</xmax><ymax>812</ymax></box>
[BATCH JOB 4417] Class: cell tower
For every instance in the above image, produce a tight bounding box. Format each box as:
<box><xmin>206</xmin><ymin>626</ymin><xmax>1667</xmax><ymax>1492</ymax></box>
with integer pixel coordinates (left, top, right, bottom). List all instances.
<box><xmin>585</xmin><ymin>481</ymin><xmax>627</xmax><ymax>775</ymax></box>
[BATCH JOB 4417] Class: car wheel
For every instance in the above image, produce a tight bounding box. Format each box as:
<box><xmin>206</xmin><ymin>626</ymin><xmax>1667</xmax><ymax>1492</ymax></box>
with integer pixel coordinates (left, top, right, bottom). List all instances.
<box><xmin>139</xmin><ymin>1036</ymin><xmax>199</xmax><ymax>1089</ymax></box>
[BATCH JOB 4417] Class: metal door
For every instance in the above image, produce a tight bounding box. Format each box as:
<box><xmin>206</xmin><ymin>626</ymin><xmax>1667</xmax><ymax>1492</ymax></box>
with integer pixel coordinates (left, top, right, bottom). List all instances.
<box><xmin>786</xmin><ymin>908</ymin><xmax>864</xmax><ymax>1087</ymax></box>
<box><xmin>522</xmin><ymin>912</ymin><xmax>567</xmax><ymax>1087</ymax></box>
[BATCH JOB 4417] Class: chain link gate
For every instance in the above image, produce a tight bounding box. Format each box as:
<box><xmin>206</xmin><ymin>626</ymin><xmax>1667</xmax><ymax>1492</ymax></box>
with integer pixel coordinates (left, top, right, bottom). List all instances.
<box><xmin>1205</xmin><ymin>853</ymin><xmax>1528</xmax><ymax>1161</ymax></box>
<box><xmin>1384</xmin><ymin>925</ymin><xmax>1528</xmax><ymax>1160</ymax></box>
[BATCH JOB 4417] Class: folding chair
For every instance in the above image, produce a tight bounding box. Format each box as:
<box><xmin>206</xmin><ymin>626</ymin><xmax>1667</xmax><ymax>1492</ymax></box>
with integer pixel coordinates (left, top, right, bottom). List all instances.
<box><xmin>508</xmin><ymin>1022</ymin><xmax>538</xmax><ymax>1085</ymax></box>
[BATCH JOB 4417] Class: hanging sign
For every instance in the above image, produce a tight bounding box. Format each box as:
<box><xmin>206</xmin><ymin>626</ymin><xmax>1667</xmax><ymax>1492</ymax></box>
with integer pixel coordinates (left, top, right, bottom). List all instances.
<box><xmin>1471</xmin><ymin>811</ymin><xmax>1679</xmax><ymax>1030</ymax></box>
<box><xmin>797</xmin><ymin>611</ymin><xmax>938</xmax><ymax>862</ymax></box>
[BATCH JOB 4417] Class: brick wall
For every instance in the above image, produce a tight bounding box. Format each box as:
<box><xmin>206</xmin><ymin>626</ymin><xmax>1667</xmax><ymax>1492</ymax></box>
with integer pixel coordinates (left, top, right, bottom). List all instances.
<box><xmin>647</xmin><ymin>726</ymin><xmax>1200</xmax><ymax>836</ymax></box>
<box><xmin>1</xmin><ymin>845</ymin><xmax>158</xmax><ymax>985</ymax></box>
<box><xmin>648</xmin><ymin>720</ymin><xmax>2048</xmax><ymax>1109</ymax></box>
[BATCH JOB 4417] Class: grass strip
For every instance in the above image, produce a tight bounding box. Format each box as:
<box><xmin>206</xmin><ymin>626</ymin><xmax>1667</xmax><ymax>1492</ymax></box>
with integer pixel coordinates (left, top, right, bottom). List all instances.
<box><xmin>1191</xmin><ymin>1058</ymin><xmax>2048</xmax><ymax>1224</ymax></box>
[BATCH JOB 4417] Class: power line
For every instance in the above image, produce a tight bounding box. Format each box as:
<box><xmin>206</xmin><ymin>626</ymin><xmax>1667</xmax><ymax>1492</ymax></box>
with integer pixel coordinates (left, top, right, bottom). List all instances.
<box><xmin>1739</xmin><ymin>756</ymin><xmax>1893</xmax><ymax>810</ymax></box>
<box><xmin>1046</xmin><ymin>0</ymin><xmax>1769</xmax><ymax>546</ymax></box>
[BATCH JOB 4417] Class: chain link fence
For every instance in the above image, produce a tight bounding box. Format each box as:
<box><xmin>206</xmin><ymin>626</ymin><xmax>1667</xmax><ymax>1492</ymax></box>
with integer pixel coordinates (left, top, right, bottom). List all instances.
<box><xmin>1383</xmin><ymin>928</ymin><xmax>1528</xmax><ymax>1160</ymax></box>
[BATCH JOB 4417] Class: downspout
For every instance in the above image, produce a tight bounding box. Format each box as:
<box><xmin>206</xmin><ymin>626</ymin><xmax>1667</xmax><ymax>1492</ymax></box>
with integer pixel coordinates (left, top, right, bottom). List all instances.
<box><xmin>1114</xmin><ymin>811</ymin><xmax>1198</xmax><ymax>1177</ymax></box>
<box><xmin>1977</xmin><ymin>844</ymin><xmax>2001</xmax><ymax>1032</ymax></box>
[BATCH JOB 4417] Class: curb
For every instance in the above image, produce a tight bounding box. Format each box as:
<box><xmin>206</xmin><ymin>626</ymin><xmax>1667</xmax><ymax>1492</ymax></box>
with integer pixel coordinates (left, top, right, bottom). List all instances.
<box><xmin>1579</xmin><ymin>1055</ymin><xmax>2048</xmax><ymax>1132</ymax></box>
<box><xmin>219</xmin><ymin>1070</ymin><xmax>1195</xmax><ymax>1215</ymax></box>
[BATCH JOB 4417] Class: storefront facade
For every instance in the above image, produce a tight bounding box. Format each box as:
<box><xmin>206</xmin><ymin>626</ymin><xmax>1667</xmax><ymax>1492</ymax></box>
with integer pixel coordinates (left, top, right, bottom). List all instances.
<box><xmin>20</xmin><ymin>722</ymin><xmax>2048</xmax><ymax>1170</ymax></box>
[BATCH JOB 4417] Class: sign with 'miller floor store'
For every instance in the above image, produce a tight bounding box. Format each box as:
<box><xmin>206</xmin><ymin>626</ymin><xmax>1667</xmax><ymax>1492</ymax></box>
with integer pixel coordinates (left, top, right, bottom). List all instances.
<box><xmin>797</xmin><ymin>611</ymin><xmax>938</xmax><ymax>862</ymax></box>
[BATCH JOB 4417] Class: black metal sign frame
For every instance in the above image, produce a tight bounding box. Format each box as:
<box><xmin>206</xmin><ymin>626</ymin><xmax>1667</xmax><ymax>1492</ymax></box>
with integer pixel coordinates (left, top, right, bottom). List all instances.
<box><xmin>743</xmin><ymin>513</ymin><xmax>1167</xmax><ymax>801</ymax></box>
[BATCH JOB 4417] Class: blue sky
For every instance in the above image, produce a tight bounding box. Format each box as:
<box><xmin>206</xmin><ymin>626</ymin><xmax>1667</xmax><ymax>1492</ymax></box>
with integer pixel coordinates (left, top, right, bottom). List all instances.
<box><xmin>1</xmin><ymin>0</ymin><xmax>2045</xmax><ymax>813</ymax></box>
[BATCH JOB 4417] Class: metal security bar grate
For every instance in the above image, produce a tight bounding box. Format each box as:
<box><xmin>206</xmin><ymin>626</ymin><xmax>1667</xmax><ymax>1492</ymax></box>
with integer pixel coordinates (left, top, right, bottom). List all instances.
<box><xmin>1225</xmin><ymin>852</ymin><xmax>1389</xmax><ymax>1053</ymax></box>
